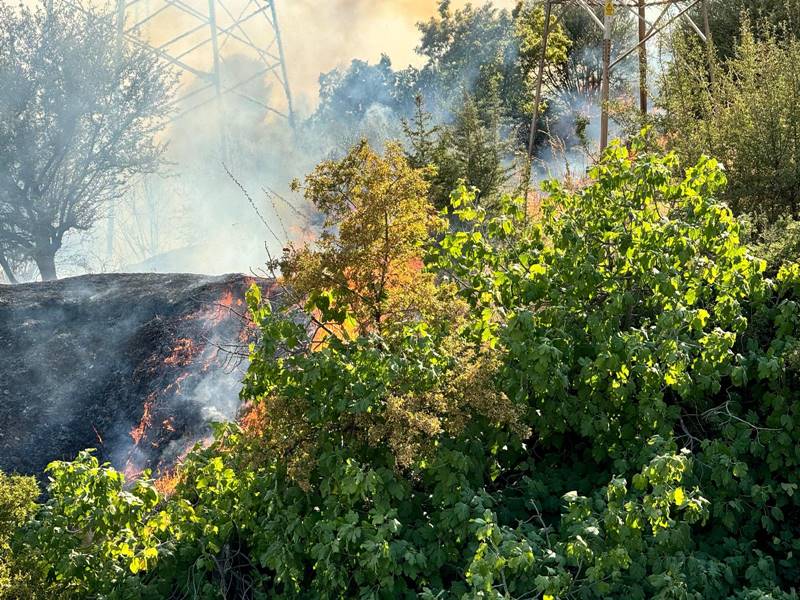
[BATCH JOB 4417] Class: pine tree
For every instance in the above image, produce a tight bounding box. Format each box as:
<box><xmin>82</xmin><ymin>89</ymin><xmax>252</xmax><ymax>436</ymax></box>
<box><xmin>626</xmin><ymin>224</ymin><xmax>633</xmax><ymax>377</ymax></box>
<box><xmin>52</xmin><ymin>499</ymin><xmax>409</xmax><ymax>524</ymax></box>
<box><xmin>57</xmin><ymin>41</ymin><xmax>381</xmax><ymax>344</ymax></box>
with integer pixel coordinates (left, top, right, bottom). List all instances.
<box><xmin>401</xmin><ymin>93</ymin><xmax>439</xmax><ymax>170</ymax></box>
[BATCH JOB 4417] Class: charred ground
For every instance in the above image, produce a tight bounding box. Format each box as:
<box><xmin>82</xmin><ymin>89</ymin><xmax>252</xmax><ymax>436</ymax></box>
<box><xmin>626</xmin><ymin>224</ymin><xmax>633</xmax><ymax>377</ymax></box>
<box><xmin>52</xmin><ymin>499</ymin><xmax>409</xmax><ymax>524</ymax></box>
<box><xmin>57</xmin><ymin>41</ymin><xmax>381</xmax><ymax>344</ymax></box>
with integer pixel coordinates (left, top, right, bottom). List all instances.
<box><xmin>0</xmin><ymin>273</ymin><xmax>275</xmax><ymax>477</ymax></box>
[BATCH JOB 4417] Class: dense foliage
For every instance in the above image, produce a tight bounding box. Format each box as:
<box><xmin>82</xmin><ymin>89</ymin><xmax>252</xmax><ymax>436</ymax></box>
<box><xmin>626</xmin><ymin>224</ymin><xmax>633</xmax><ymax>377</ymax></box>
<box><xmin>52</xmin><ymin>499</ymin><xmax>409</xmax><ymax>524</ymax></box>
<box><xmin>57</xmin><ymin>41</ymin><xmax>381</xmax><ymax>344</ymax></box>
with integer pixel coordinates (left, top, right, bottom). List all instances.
<box><xmin>690</xmin><ymin>0</ymin><xmax>800</xmax><ymax>60</ymax></box>
<box><xmin>661</xmin><ymin>25</ymin><xmax>800</xmax><ymax>222</ymax></box>
<box><xmin>4</xmin><ymin>135</ymin><xmax>800</xmax><ymax>599</ymax></box>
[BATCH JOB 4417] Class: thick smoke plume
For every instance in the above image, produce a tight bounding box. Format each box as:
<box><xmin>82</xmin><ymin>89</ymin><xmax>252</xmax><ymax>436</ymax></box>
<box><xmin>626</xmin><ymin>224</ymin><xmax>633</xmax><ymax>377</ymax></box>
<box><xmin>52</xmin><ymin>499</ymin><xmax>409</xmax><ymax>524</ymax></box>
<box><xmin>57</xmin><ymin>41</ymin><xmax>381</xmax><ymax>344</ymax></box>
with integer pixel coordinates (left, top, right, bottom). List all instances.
<box><xmin>7</xmin><ymin>0</ymin><xmax>674</xmax><ymax>282</ymax></box>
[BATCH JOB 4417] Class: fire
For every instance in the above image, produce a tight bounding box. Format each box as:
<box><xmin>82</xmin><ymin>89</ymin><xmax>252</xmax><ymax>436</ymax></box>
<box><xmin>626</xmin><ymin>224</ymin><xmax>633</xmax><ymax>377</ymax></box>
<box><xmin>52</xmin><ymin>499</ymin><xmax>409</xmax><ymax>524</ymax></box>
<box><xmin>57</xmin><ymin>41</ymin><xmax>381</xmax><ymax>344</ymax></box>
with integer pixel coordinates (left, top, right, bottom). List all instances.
<box><xmin>120</xmin><ymin>283</ymin><xmax>265</xmax><ymax>482</ymax></box>
<box><xmin>240</xmin><ymin>401</ymin><xmax>267</xmax><ymax>435</ymax></box>
<box><xmin>130</xmin><ymin>393</ymin><xmax>156</xmax><ymax>445</ymax></box>
<box><xmin>205</xmin><ymin>289</ymin><xmax>245</xmax><ymax>325</ymax></box>
<box><xmin>164</xmin><ymin>338</ymin><xmax>198</xmax><ymax>366</ymax></box>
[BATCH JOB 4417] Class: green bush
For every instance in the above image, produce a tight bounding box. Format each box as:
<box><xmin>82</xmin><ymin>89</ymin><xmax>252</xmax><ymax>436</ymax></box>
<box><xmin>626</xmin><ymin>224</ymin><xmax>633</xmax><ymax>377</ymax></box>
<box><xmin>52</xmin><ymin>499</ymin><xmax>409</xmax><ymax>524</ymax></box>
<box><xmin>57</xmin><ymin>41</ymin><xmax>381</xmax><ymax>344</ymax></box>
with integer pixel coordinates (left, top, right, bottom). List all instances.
<box><xmin>661</xmin><ymin>25</ymin><xmax>800</xmax><ymax>223</ymax></box>
<box><xmin>6</xmin><ymin>136</ymin><xmax>800</xmax><ymax>599</ymax></box>
<box><xmin>0</xmin><ymin>471</ymin><xmax>39</xmax><ymax>598</ymax></box>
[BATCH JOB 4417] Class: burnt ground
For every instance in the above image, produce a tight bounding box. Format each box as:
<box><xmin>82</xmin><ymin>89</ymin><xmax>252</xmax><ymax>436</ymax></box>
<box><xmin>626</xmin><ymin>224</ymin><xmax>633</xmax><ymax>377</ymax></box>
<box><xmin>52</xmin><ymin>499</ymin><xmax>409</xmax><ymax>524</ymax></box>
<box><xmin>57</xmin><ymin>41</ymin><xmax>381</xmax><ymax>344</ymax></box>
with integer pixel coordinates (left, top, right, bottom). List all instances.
<box><xmin>0</xmin><ymin>273</ymin><xmax>275</xmax><ymax>477</ymax></box>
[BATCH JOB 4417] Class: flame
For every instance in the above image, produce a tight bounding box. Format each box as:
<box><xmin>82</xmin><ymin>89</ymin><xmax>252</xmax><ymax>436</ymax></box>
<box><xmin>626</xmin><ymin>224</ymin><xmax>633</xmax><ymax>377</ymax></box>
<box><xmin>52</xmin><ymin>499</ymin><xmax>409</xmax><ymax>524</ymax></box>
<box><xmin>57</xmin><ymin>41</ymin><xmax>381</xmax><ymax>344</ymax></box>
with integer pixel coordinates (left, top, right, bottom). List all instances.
<box><xmin>240</xmin><ymin>401</ymin><xmax>266</xmax><ymax>435</ymax></box>
<box><xmin>120</xmin><ymin>284</ymin><xmax>264</xmax><ymax>482</ymax></box>
<box><xmin>130</xmin><ymin>393</ymin><xmax>156</xmax><ymax>445</ymax></box>
<box><xmin>164</xmin><ymin>338</ymin><xmax>199</xmax><ymax>366</ymax></box>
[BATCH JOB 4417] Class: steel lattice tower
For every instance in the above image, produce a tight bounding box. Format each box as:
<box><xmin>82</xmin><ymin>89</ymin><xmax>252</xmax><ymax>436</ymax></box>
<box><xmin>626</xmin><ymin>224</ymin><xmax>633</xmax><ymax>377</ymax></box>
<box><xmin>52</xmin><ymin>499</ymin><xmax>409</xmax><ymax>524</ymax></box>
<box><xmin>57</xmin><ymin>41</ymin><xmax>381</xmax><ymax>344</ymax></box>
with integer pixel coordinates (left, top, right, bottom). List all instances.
<box><xmin>116</xmin><ymin>0</ymin><xmax>295</xmax><ymax>125</ymax></box>
<box><xmin>100</xmin><ymin>0</ymin><xmax>296</xmax><ymax>259</ymax></box>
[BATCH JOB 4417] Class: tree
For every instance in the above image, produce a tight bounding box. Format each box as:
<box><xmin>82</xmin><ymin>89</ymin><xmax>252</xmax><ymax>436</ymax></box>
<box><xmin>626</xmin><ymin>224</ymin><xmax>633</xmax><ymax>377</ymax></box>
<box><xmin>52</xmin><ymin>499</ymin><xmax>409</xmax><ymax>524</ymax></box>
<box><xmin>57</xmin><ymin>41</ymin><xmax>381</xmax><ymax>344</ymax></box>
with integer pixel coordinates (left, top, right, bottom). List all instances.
<box><xmin>283</xmin><ymin>140</ymin><xmax>449</xmax><ymax>336</ymax></box>
<box><xmin>308</xmin><ymin>54</ymin><xmax>409</xmax><ymax>149</ymax></box>
<box><xmin>423</xmin><ymin>91</ymin><xmax>515</xmax><ymax>209</ymax></box>
<box><xmin>416</xmin><ymin>0</ymin><xmax>570</xmax><ymax>145</ymax></box>
<box><xmin>0</xmin><ymin>0</ymin><xmax>176</xmax><ymax>281</ymax></box>
<box><xmin>660</xmin><ymin>25</ymin><xmax>800</xmax><ymax>222</ymax></box>
<box><xmin>401</xmin><ymin>93</ymin><xmax>440</xmax><ymax>171</ymax></box>
<box><xmin>691</xmin><ymin>0</ymin><xmax>800</xmax><ymax>61</ymax></box>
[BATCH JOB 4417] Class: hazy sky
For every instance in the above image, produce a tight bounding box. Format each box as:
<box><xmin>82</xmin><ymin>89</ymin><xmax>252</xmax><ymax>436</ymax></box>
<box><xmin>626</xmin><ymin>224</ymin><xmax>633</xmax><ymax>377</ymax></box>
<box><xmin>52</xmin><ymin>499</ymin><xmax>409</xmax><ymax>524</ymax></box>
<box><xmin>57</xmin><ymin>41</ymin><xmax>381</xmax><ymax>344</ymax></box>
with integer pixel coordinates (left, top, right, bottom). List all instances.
<box><xmin>278</xmin><ymin>0</ymin><xmax>517</xmax><ymax>107</ymax></box>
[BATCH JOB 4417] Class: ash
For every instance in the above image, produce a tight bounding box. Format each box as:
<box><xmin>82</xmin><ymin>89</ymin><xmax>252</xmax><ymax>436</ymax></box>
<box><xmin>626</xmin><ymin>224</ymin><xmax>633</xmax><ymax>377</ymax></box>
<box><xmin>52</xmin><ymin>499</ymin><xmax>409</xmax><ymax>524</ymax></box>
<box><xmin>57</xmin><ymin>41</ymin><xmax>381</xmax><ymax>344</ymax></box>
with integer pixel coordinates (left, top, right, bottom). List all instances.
<box><xmin>0</xmin><ymin>273</ymin><xmax>275</xmax><ymax>477</ymax></box>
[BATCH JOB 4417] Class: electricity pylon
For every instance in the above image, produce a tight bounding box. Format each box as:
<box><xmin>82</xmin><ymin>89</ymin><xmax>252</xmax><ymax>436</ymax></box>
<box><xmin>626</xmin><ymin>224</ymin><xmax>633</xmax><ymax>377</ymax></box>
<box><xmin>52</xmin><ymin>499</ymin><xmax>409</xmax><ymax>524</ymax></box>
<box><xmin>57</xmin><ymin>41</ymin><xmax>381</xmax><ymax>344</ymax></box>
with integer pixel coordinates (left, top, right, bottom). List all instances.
<box><xmin>104</xmin><ymin>0</ymin><xmax>295</xmax><ymax>259</ymax></box>
<box><xmin>527</xmin><ymin>0</ymin><xmax>712</xmax><ymax>155</ymax></box>
<box><xmin>116</xmin><ymin>0</ymin><xmax>295</xmax><ymax>125</ymax></box>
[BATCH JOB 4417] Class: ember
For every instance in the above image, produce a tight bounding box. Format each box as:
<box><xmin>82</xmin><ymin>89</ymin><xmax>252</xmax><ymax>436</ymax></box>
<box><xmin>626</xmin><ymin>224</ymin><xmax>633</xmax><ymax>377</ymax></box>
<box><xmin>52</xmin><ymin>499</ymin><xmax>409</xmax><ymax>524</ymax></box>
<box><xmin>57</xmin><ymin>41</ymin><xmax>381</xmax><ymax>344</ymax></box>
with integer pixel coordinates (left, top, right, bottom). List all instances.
<box><xmin>164</xmin><ymin>338</ymin><xmax>198</xmax><ymax>366</ymax></box>
<box><xmin>130</xmin><ymin>393</ymin><xmax>155</xmax><ymax>445</ymax></box>
<box><xmin>0</xmin><ymin>273</ymin><xmax>277</xmax><ymax>477</ymax></box>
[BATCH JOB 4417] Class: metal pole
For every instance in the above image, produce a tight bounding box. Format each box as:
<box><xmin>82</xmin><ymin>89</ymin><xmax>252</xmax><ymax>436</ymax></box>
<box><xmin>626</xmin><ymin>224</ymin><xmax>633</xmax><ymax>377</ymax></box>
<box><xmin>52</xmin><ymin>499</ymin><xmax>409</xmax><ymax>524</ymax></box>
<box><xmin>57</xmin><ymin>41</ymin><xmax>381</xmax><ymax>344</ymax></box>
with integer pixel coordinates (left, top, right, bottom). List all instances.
<box><xmin>269</xmin><ymin>0</ymin><xmax>296</xmax><ymax>129</ymax></box>
<box><xmin>609</xmin><ymin>0</ymin><xmax>703</xmax><ymax>71</ymax></box>
<box><xmin>208</xmin><ymin>0</ymin><xmax>222</xmax><ymax>98</ymax></box>
<box><xmin>600</xmin><ymin>0</ymin><xmax>613</xmax><ymax>151</ymax></box>
<box><xmin>638</xmin><ymin>0</ymin><xmax>647</xmax><ymax>114</ymax></box>
<box><xmin>702</xmin><ymin>0</ymin><xmax>714</xmax><ymax>86</ymax></box>
<box><xmin>207</xmin><ymin>0</ymin><xmax>230</xmax><ymax>162</ymax></box>
<box><xmin>527</xmin><ymin>0</ymin><xmax>553</xmax><ymax>158</ymax></box>
<box><xmin>107</xmin><ymin>0</ymin><xmax>126</xmax><ymax>260</ymax></box>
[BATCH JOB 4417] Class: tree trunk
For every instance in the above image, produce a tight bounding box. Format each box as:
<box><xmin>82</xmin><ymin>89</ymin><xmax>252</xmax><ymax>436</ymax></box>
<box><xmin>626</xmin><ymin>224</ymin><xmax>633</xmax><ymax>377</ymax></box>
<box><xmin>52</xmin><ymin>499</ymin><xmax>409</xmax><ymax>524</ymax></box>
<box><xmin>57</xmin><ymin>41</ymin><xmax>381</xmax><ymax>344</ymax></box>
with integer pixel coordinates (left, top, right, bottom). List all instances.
<box><xmin>0</xmin><ymin>252</ymin><xmax>18</xmax><ymax>284</ymax></box>
<box><xmin>34</xmin><ymin>252</ymin><xmax>58</xmax><ymax>281</ymax></box>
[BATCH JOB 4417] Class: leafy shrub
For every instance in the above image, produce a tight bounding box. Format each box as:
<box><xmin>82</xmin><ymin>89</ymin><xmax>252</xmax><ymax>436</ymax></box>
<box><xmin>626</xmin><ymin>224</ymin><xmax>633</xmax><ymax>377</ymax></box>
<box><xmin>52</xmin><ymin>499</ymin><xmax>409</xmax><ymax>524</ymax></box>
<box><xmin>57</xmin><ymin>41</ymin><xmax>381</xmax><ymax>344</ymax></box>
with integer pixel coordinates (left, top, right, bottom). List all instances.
<box><xmin>0</xmin><ymin>471</ymin><xmax>39</xmax><ymax>598</ymax></box>
<box><xmin>661</xmin><ymin>25</ymin><xmax>800</xmax><ymax>222</ymax></box>
<box><xmin>6</xmin><ymin>136</ymin><xmax>800</xmax><ymax>599</ymax></box>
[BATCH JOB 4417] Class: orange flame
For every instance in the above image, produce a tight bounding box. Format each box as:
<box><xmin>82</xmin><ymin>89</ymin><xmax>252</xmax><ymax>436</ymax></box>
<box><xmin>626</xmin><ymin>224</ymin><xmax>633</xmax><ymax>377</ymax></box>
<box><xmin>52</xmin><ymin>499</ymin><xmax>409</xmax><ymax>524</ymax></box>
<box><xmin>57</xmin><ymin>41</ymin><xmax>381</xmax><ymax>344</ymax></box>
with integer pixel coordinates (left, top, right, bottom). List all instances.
<box><xmin>164</xmin><ymin>338</ymin><xmax>199</xmax><ymax>366</ymax></box>
<box><xmin>121</xmin><ymin>285</ymin><xmax>263</xmax><ymax>482</ymax></box>
<box><xmin>130</xmin><ymin>393</ymin><xmax>156</xmax><ymax>445</ymax></box>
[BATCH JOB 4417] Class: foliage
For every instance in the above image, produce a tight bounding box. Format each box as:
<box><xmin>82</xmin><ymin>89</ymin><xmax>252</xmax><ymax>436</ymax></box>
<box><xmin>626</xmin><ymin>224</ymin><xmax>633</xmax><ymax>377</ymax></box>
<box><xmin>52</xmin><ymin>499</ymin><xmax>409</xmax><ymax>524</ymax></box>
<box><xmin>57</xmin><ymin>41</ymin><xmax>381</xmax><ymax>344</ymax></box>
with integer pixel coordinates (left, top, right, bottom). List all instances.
<box><xmin>0</xmin><ymin>0</ymin><xmax>176</xmax><ymax>280</ymax></box>
<box><xmin>428</xmin><ymin>135</ymin><xmax>800</xmax><ymax>597</ymax></box>
<box><xmin>405</xmin><ymin>92</ymin><xmax>516</xmax><ymax>210</ymax></box>
<box><xmin>18</xmin><ymin>451</ymin><xmax>177</xmax><ymax>598</ymax></box>
<box><xmin>283</xmin><ymin>140</ymin><xmax>451</xmax><ymax>335</ymax></box>
<box><xmin>5</xmin><ymin>136</ymin><xmax>800</xmax><ymax>599</ymax></box>
<box><xmin>309</xmin><ymin>54</ymin><xmax>411</xmax><ymax>148</ymax></box>
<box><xmin>748</xmin><ymin>215</ymin><xmax>800</xmax><ymax>276</ymax></box>
<box><xmin>693</xmin><ymin>0</ymin><xmax>800</xmax><ymax>61</ymax></box>
<box><xmin>660</xmin><ymin>23</ymin><xmax>800</xmax><ymax>223</ymax></box>
<box><xmin>0</xmin><ymin>472</ymin><xmax>39</xmax><ymax>598</ymax></box>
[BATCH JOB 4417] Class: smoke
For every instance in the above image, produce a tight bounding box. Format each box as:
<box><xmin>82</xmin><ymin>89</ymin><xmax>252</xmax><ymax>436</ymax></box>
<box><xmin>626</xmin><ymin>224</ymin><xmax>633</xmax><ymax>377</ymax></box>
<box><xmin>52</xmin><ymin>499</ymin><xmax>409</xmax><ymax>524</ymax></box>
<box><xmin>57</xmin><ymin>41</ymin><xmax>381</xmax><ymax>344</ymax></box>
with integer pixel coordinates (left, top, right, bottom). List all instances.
<box><xmin>11</xmin><ymin>0</ymin><xmax>678</xmax><ymax>281</ymax></box>
<box><xmin>65</xmin><ymin>1</ymin><xmax>527</xmax><ymax>278</ymax></box>
<box><xmin>281</xmin><ymin>0</ymin><xmax>516</xmax><ymax>104</ymax></box>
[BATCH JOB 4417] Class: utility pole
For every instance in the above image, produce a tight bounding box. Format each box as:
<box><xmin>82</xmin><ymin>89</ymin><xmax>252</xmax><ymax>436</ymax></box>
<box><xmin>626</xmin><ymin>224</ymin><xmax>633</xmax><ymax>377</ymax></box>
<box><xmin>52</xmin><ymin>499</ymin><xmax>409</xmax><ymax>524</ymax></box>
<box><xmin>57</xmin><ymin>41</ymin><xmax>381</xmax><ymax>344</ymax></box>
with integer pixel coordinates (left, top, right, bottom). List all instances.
<box><xmin>637</xmin><ymin>0</ymin><xmax>647</xmax><ymax>114</ymax></box>
<box><xmin>107</xmin><ymin>0</ymin><xmax>126</xmax><ymax>260</ymax></box>
<box><xmin>270</xmin><ymin>0</ymin><xmax>295</xmax><ymax>130</ymax></box>
<box><xmin>528</xmin><ymin>0</ymin><xmax>553</xmax><ymax>158</ymax></box>
<box><xmin>520</xmin><ymin>0</ymin><xmax>711</xmax><ymax>180</ymax></box>
<box><xmin>600</xmin><ymin>0</ymin><xmax>614</xmax><ymax>151</ymax></box>
<box><xmin>702</xmin><ymin>0</ymin><xmax>714</xmax><ymax>85</ymax></box>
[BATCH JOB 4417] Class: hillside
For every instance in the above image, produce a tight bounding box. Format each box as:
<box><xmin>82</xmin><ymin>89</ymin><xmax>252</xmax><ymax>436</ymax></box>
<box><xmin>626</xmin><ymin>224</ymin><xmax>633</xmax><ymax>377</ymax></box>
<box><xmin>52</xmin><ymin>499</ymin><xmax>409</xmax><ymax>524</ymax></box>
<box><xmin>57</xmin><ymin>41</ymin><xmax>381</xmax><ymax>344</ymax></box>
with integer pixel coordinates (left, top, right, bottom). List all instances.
<box><xmin>0</xmin><ymin>273</ymin><xmax>274</xmax><ymax>476</ymax></box>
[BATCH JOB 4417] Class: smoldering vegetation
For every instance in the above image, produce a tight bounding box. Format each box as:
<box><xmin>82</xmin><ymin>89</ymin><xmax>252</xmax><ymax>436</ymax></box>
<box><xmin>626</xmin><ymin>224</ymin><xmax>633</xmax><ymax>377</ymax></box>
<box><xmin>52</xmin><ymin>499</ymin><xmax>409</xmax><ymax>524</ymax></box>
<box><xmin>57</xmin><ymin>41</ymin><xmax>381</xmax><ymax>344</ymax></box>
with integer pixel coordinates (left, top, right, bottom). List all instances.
<box><xmin>0</xmin><ymin>0</ymin><xmax>669</xmax><ymax>476</ymax></box>
<box><xmin>0</xmin><ymin>273</ymin><xmax>276</xmax><ymax>476</ymax></box>
<box><xmin>4</xmin><ymin>0</ymin><xmax>650</xmax><ymax>281</ymax></box>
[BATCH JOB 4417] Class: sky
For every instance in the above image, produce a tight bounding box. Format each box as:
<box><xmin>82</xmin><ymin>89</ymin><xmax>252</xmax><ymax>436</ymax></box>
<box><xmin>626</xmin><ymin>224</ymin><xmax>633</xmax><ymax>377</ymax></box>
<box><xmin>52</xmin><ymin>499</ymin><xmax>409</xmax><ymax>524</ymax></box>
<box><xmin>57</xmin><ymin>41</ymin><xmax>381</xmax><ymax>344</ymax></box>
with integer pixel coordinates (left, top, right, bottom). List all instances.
<box><xmin>278</xmin><ymin>0</ymin><xmax>517</xmax><ymax>108</ymax></box>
